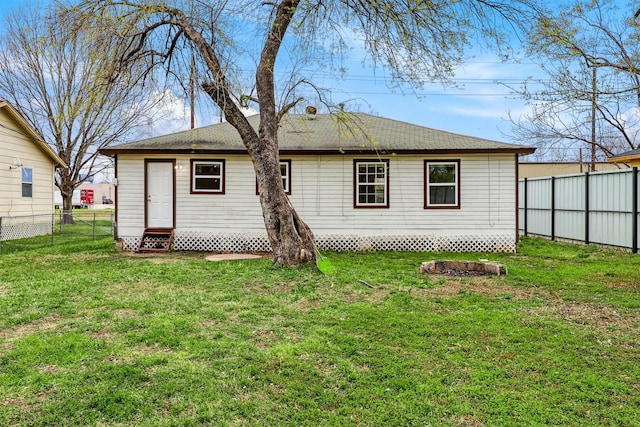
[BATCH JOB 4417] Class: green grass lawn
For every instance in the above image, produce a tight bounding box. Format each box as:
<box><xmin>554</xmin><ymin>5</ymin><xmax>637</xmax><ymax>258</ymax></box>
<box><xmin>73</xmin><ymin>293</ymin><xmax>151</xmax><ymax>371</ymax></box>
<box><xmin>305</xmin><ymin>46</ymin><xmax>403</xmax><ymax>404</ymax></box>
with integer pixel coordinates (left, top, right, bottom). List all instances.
<box><xmin>0</xmin><ymin>237</ymin><xmax>638</xmax><ymax>426</ymax></box>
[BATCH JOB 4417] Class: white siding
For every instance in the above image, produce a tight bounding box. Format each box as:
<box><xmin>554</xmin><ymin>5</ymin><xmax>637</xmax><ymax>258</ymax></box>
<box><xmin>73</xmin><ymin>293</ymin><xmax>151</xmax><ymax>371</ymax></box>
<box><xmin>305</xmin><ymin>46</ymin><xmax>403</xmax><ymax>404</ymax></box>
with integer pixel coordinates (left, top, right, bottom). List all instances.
<box><xmin>177</xmin><ymin>156</ymin><xmax>263</xmax><ymax>230</ymax></box>
<box><xmin>115</xmin><ymin>152</ymin><xmax>518</xmax><ymax>251</ymax></box>
<box><xmin>115</xmin><ymin>157</ymin><xmax>147</xmax><ymax>232</ymax></box>
<box><xmin>294</xmin><ymin>154</ymin><xmax>516</xmax><ymax>235</ymax></box>
<box><xmin>0</xmin><ymin>109</ymin><xmax>56</xmax><ymax>218</ymax></box>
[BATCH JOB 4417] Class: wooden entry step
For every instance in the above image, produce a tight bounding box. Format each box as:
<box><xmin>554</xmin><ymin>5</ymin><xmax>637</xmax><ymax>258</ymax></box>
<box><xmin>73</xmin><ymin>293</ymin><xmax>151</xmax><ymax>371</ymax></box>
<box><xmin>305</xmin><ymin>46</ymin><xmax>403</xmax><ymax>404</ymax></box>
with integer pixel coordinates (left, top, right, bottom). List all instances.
<box><xmin>137</xmin><ymin>228</ymin><xmax>174</xmax><ymax>253</ymax></box>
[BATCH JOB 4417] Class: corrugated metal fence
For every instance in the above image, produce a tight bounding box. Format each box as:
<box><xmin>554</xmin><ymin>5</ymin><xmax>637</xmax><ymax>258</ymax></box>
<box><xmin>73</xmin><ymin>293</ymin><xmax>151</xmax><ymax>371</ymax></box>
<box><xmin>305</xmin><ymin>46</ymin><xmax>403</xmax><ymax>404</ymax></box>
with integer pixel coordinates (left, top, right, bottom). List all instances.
<box><xmin>519</xmin><ymin>168</ymin><xmax>639</xmax><ymax>253</ymax></box>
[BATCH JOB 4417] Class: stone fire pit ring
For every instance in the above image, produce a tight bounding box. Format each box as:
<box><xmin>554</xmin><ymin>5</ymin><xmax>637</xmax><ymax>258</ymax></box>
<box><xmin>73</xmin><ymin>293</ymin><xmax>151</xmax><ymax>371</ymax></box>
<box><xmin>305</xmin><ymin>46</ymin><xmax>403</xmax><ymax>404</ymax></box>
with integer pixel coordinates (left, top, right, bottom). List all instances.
<box><xmin>420</xmin><ymin>260</ymin><xmax>507</xmax><ymax>276</ymax></box>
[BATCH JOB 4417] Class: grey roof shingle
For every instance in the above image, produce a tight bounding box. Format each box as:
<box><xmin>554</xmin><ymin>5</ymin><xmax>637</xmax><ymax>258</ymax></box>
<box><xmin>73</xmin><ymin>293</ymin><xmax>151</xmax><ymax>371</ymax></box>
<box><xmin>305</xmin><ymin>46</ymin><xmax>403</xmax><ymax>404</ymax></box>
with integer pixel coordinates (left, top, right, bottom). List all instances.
<box><xmin>101</xmin><ymin>112</ymin><xmax>534</xmax><ymax>155</ymax></box>
<box><xmin>609</xmin><ymin>148</ymin><xmax>640</xmax><ymax>160</ymax></box>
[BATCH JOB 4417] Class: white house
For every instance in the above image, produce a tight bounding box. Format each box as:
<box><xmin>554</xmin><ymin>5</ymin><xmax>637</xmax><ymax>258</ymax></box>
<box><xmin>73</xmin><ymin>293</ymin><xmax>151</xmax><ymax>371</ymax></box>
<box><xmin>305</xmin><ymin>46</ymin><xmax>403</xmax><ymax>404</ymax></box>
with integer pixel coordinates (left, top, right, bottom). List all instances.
<box><xmin>0</xmin><ymin>100</ymin><xmax>65</xmax><ymax>239</ymax></box>
<box><xmin>100</xmin><ymin>113</ymin><xmax>535</xmax><ymax>253</ymax></box>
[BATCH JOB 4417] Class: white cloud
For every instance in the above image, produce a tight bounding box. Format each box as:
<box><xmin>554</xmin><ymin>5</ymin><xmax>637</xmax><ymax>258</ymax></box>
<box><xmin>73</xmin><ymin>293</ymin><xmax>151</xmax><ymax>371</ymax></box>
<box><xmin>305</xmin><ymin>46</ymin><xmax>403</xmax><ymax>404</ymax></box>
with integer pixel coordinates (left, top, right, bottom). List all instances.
<box><xmin>138</xmin><ymin>90</ymin><xmax>259</xmax><ymax>138</ymax></box>
<box><xmin>142</xmin><ymin>90</ymin><xmax>192</xmax><ymax>137</ymax></box>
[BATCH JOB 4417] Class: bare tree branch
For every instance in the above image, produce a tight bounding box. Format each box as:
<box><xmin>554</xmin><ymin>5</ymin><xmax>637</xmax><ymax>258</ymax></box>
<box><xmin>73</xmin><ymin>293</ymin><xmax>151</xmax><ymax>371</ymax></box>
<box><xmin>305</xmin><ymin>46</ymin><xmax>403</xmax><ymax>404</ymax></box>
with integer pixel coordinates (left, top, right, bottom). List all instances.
<box><xmin>509</xmin><ymin>0</ymin><xmax>640</xmax><ymax>162</ymax></box>
<box><xmin>0</xmin><ymin>3</ymin><xmax>168</xmax><ymax>219</ymax></box>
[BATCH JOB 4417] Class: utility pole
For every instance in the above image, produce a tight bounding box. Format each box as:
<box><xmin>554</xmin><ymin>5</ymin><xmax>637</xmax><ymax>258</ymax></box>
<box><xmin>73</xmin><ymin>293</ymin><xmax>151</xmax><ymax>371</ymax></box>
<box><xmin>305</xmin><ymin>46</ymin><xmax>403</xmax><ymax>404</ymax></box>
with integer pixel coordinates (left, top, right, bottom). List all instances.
<box><xmin>190</xmin><ymin>53</ymin><xmax>195</xmax><ymax>129</ymax></box>
<box><xmin>579</xmin><ymin>148</ymin><xmax>583</xmax><ymax>173</ymax></box>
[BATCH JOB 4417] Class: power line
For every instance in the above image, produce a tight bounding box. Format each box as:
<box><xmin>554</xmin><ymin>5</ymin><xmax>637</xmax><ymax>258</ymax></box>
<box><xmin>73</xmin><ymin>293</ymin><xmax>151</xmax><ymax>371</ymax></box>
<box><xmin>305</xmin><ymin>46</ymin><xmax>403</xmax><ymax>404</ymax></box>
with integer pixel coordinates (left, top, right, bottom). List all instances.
<box><xmin>0</xmin><ymin>122</ymin><xmax>30</xmax><ymax>138</ymax></box>
<box><xmin>332</xmin><ymin>91</ymin><xmax>519</xmax><ymax>97</ymax></box>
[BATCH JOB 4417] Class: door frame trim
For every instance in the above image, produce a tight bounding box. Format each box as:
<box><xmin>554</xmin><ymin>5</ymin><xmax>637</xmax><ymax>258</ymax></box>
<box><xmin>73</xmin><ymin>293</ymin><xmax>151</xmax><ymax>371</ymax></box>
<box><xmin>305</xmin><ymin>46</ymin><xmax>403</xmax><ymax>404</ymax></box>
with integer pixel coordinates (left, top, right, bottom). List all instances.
<box><xmin>144</xmin><ymin>159</ymin><xmax>176</xmax><ymax>229</ymax></box>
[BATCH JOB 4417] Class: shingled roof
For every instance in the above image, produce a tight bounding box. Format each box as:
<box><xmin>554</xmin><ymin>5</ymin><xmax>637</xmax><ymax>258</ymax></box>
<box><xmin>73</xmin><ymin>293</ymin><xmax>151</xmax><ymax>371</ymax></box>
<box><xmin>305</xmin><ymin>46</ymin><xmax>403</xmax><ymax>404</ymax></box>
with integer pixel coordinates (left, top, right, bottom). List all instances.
<box><xmin>608</xmin><ymin>148</ymin><xmax>640</xmax><ymax>163</ymax></box>
<box><xmin>101</xmin><ymin>112</ymin><xmax>534</xmax><ymax>156</ymax></box>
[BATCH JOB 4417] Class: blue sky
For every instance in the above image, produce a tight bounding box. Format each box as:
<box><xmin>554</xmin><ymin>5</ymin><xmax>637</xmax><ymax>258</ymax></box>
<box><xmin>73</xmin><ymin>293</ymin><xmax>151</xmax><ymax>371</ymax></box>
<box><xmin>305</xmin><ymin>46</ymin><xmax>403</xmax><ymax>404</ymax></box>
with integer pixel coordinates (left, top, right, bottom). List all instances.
<box><xmin>0</xmin><ymin>0</ymin><xmax>540</xmax><ymax>144</ymax></box>
<box><xmin>323</xmin><ymin>58</ymin><xmax>539</xmax><ymax>143</ymax></box>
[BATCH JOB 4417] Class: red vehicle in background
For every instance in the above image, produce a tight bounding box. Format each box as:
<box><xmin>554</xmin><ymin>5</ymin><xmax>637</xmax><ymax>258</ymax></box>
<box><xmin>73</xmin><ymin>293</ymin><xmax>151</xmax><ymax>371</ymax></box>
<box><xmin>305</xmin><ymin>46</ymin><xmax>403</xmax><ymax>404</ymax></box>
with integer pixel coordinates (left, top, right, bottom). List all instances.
<box><xmin>80</xmin><ymin>189</ymin><xmax>94</xmax><ymax>207</ymax></box>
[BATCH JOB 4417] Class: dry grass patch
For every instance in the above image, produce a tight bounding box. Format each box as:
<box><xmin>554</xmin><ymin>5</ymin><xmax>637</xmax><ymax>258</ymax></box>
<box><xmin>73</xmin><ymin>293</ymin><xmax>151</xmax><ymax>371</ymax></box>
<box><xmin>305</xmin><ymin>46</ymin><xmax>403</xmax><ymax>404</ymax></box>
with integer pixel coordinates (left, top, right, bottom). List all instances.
<box><xmin>422</xmin><ymin>275</ymin><xmax>639</xmax><ymax>336</ymax></box>
<box><xmin>417</xmin><ymin>275</ymin><xmax>541</xmax><ymax>300</ymax></box>
<box><xmin>0</xmin><ymin>386</ymin><xmax>55</xmax><ymax>414</ymax></box>
<box><xmin>252</xmin><ymin>329</ymin><xmax>282</xmax><ymax>350</ymax></box>
<box><xmin>526</xmin><ymin>301</ymin><xmax>640</xmax><ymax>333</ymax></box>
<box><xmin>38</xmin><ymin>364</ymin><xmax>60</xmax><ymax>374</ymax></box>
<box><xmin>119</xmin><ymin>251</ymin><xmax>207</xmax><ymax>264</ymax></box>
<box><xmin>0</xmin><ymin>314</ymin><xmax>64</xmax><ymax>340</ymax></box>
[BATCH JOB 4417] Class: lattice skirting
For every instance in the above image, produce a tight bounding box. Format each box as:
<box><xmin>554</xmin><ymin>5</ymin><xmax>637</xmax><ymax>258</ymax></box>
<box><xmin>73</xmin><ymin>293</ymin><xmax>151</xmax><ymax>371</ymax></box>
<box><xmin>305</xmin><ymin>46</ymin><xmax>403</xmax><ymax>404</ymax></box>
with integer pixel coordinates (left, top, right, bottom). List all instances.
<box><xmin>118</xmin><ymin>231</ymin><xmax>516</xmax><ymax>253</ymax></box>
<box><xmin>0</xmin><ymin>221</ymin><xmax>52</xmax><ymax>241</ymax></box>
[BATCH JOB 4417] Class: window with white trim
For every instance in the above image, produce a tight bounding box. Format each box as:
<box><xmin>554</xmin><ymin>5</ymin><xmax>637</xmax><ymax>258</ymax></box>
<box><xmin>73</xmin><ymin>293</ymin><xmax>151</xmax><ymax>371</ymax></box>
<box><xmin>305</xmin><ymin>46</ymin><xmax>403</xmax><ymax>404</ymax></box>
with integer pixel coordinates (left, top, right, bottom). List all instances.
<box><xmin>280</xmin><ymin>160</ymin><xmax>291</xmax><ymax>194</ymax></box>
<box><xmin>22</xmin><ymin>167</ymin><xmax>33</xmax><ymax>198</ymax></box>
<box><xmin>354</xmin><ymin>160</ymin><xmax>389</xmax><ymax>208</ymax></box>
<box><xmin>425</xmin><ymin>160</ymin><xmax>459</xmax><ymax>208</ymax></box>
<box><xmin>191</xmin><ymin>160</ymin><xmax>225</xmax><ymax>194</ymax></box>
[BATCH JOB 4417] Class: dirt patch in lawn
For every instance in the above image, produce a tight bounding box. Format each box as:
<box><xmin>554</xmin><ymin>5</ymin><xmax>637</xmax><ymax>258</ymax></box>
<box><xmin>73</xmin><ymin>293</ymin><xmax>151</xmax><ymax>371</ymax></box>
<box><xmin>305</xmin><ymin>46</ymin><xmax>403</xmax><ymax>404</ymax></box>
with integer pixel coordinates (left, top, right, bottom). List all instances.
<box><xmin>417</xmin><ymin>276</ymin><xmax>540</xmax><ymax>300</ymax></box>
<box><xmin>0</xmin><ymin>315</ymin><xmax>64</xmax><ymax>340</ymax></box>
<box><xmin>205</xmin><ymin>253</ymin><xmax>265</xmax><ymax>261</ymax></box>
<box><xmin>420</xmin><ymin>276</ymin><xmax>639</xmax><ymax>334</ymax></box>
<box><xmin>526</xmin><ymin>298</ymin><xmax>639</xmax><ymax>334</ymax></box>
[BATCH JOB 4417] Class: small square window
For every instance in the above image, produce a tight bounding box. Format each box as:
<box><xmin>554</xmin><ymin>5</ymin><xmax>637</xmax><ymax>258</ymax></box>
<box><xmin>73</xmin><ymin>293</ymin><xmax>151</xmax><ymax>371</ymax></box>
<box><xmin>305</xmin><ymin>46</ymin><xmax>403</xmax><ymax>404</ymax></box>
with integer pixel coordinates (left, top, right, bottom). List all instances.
<box><xmin>425</xmin><ymin>160</ymin><xmax>460</xmax><ymax>209</ymax></box>
<box><xmin>354</xmin><ymin>160</ymin><xmax>389</xmax><ymax>208</ymax></box>
<box><xmin>191</xmin><ymin>160</ymin><xmax>225</xmax><ymax>194</ymax></box>
<box><xmin>22</xmin><ymin>167</ymin><xmax>33</xmax><ymax>198</ymax></box>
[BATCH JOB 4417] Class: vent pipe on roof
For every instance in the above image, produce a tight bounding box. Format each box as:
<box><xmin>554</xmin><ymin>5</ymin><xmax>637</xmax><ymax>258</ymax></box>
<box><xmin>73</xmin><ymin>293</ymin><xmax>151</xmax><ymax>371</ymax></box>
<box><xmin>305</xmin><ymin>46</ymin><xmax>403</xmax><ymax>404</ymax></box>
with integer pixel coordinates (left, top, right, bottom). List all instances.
<box><xmin>305</xmin><ymin>105</ymin><xmax>317</xmax><ymax>119</ymax></box>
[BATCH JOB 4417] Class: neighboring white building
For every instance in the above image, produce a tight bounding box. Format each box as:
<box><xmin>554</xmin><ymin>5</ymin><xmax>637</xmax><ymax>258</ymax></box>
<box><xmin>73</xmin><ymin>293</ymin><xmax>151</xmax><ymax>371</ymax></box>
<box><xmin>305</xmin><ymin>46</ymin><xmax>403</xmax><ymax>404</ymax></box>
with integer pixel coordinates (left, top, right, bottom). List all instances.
<box><xmin>100</xmin><ymin>113</ymin><xmax>535</xmax><ymax>253</ymax></box>
<box><xmin>0</xmin><ymin>100</ymin><xmax>65</xmax><ymax>237</ymax></box>
<box><xmin>54</xmin><ymin>183</ymin><xmax>115</xmax><ymax>209</ymax></box>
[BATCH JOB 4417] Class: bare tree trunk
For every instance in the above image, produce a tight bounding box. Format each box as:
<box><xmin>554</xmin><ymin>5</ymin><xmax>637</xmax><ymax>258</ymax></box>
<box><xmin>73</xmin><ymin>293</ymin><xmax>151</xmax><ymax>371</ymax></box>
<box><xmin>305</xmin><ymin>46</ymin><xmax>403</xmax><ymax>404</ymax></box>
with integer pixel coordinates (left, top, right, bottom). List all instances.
<box><xmin>166</xmin><ymin>1</ymin><xmax>316</xmax><ymax>266</ymax></box>
<box><xmin>59</xmin><ymin>171</ymin><xmax>76</xmax><ymax>224</ymax></box>
<box><xmin>251</xmin><ymin>0</ymin><xmax>315</xmax><ymax>265</ymax></box>
<box><xmin>61</xmin><ymin>192</ymin><xmax>75</xmax><ymax>225</ymax></box>
<box><xmin>253</xmin><ymin>142</ymin><xmax>315</xmax><ymax>265</ymax></box>
<box><xmin>201</xmin><ymin>84</ymin><xmax>316</xmax><ymax>266</ymax></box>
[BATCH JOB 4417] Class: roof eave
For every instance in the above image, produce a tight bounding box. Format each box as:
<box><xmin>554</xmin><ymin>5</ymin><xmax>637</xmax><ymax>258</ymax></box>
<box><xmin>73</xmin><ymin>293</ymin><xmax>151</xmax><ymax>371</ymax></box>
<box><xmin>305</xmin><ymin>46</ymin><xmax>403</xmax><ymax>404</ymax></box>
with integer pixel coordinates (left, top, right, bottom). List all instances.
<box><xmin>0</xmin><ymin>100</ymin><xmax>67</xmax><ymax>168</ymax></box>
<box><xmin>100</xmin><ymin>147</ymin><xmax>536</xmax><ymax>156</ymax></box>
<box><xmin>608</xmin><ymin>156</ymin><xmax>635</xmax><ymax>163</ymax></box>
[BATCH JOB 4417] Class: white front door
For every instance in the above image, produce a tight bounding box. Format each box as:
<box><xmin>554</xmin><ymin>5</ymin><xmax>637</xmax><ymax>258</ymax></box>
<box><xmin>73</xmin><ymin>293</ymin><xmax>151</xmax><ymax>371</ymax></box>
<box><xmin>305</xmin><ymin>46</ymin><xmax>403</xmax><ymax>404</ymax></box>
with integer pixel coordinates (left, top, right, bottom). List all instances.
<box><xmin>146</xmin><ymin>161</ymin><xmax>174</xmax><ymax>228</ymax></box>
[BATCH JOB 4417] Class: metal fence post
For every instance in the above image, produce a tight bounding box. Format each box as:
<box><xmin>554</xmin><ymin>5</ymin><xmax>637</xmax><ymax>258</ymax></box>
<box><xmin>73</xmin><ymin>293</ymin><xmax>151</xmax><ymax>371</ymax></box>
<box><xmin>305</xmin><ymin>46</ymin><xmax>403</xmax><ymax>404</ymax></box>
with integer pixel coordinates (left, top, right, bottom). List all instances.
<box><xmin>523</xmin><ymin>178</ymin><xmax>528</xmax><ymax>236</ymax></box>
<box><xmin>51</xmin><ymin>213</ymin><xmax>55</xmax><ymax>246</ymax></box>
<box><xmin>633</xmin><ymin>167</ymin><xmax>638</xmax><ymax>254</ymax></box>
<box><xmin>92</xmin><ymin>212</ymin><xmax>96</xmax><ymax>239</ymax></box>
<box><xmin>585</xmin><ymin>172</ymin><xmax>590</xmax><ymax>245</ymax></box>
<box><xmin>551</xmin><ymin>176</ymin><xmax>556</xmax><ymax>241</ymax></box>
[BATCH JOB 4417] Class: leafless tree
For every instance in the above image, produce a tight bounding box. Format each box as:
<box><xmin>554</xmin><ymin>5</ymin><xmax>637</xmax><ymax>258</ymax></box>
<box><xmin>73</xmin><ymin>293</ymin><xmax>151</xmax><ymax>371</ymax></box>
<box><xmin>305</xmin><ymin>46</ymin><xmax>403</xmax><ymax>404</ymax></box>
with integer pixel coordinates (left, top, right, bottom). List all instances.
<box><xmin>0</xmin><ymin>3</ymin><xmax>166</xmax><ymax>220</ymax></box>
<box><xmin>73</xmin><ymin>0</ymin><xmax>541</xmax><ymax>265</ymax></box>
<box><xmin>509</xmin><ymin>0</ymin><xmax>640</xmax><ymax>168</ymax></box>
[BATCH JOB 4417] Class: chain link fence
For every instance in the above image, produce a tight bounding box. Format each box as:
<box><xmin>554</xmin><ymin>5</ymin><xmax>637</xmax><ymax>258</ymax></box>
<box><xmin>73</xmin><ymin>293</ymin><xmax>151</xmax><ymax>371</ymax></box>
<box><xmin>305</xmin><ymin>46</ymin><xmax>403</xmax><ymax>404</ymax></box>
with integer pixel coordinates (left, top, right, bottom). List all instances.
<box><xmin>0</xmin><ymin>210</ymin><xmax>114</xmax><ymax>253</ymax></box>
